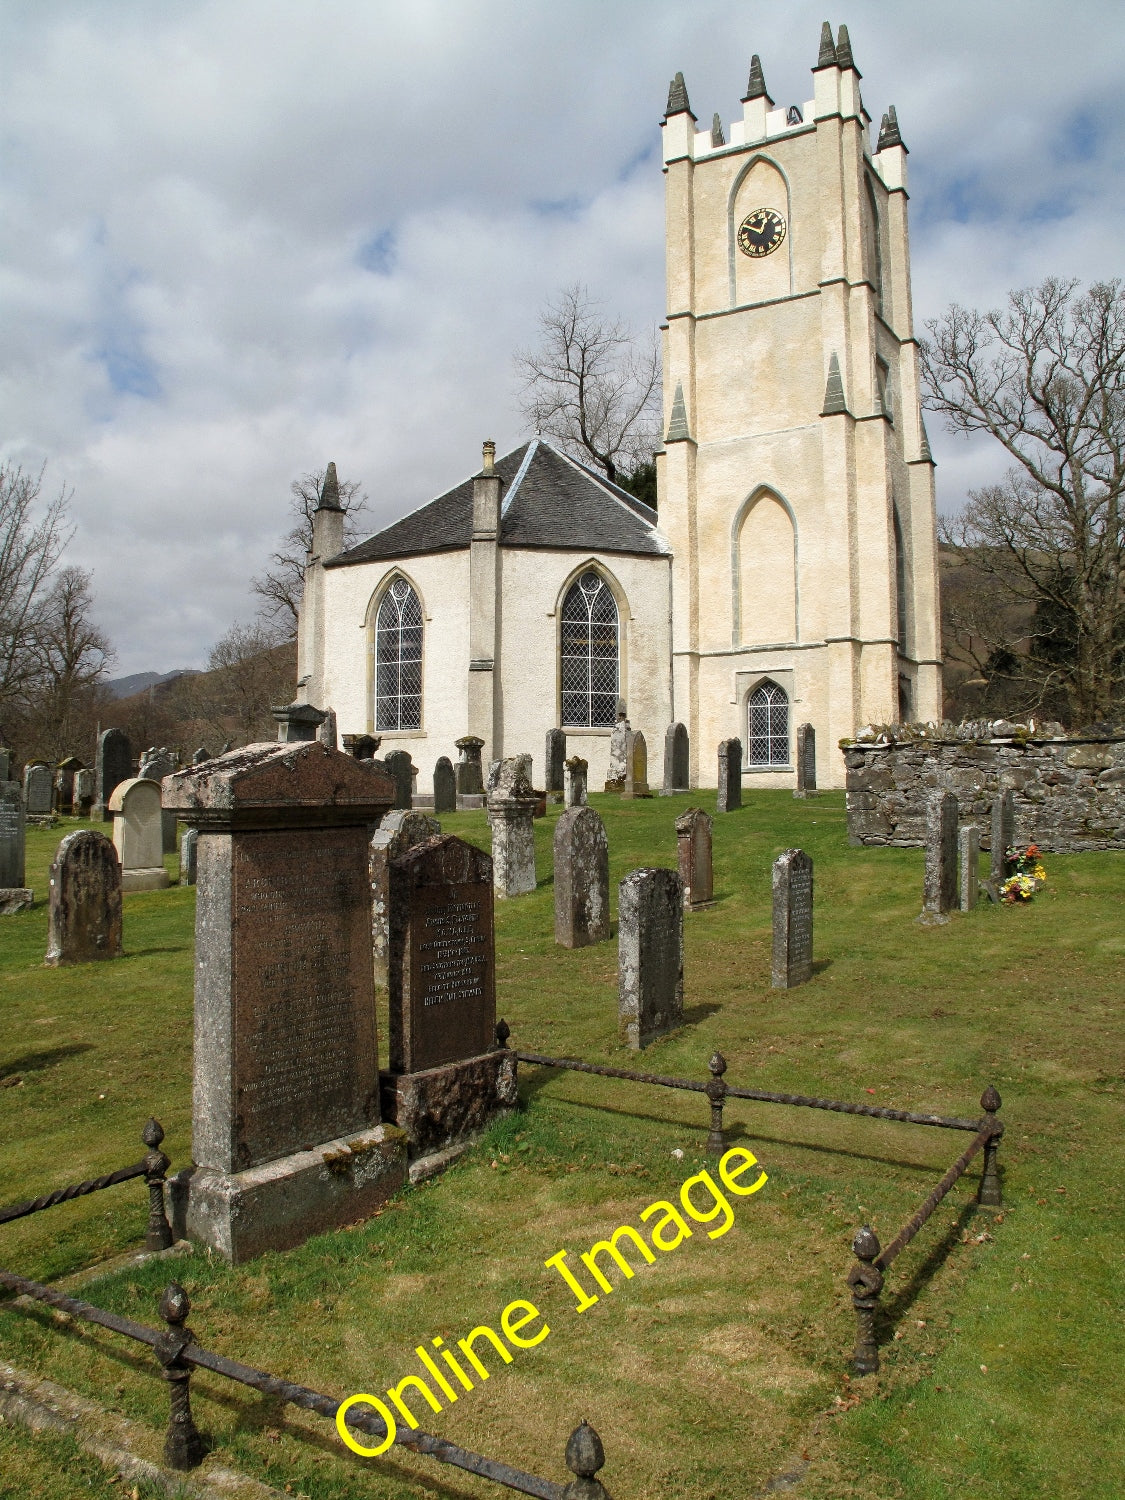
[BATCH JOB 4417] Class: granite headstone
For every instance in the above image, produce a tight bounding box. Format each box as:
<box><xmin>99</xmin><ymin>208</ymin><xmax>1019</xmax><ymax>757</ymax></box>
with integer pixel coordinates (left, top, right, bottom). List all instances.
<box><xmin>0</xmin><ymin>782</ymin><xmax>31</xmax><ymax>913</ymax></box>
<box><xmin>990</xmin><ymin>787</ymin><xmax>1015</xmax><ymax>888</ymax></box>
<box><xmin>793</xmin><ymin>723</ymin><xmax>817</xmax><ymax>797</ymax></box>
<box><xmin>454</xmin><ymin>735</ymin><xmax>485</xmax><ymax>796</ymax></box>
<box><xmin>138</xmin><ymin>748</ymin><xmax>178</xmax><ymax>852</ymax></box>
<box><xmin>545</xmin><ymin>729</ymin><xmax>567</xmax><ymax>804</ymax></box>
<box><xmin>554</xmin><ymin>806</ymin><xmax>610</xmax><ymax>948</ymax></box>
<box><xmin>433</xmin><ymin>756</ymin><xmax>457</xmax><ymax>815</ymax></box>
<box><xmin>486</xmin><ymin>755</ymin><xmax>538</xmax><ymax>898</ymax></box>
<box><xmin>771</xmin><ymin>848</ymin><xmax>813</xmax><ymax>988</ymax></box>
<box><xmin>663</xmin><ymin>722</ymin><xmax>689</xmax><ymax>794</ymax></box>
<box><xmin>959</xmin><ymin>824</ymin><xmax>980</xmax><ymax>911</ymax></box>
<box><xmin>95</xmin><ymin>727</ymin><xmax>132</xmax><ymax>820</ymax></box>
<box><xmin>618</xmin><ymin>867</ymin><xmax>684</xmax><ymax>1049</ymax></box>
<box><xmin>918</xmin><ymin>791</ymin><xmax>959</xmax><ymax>925</ymax></box>
<box><xmin>24</xmin><ymin>762</ymin><xmax>53</xmax><ymax>815</ymax></box>
<box><xmin>45</xmin><ymin>830</ymin><xmax>122</xmax><ymax>965</ymax></box>
<box><xmin>180</xmin><ymin>826</ymin><xmax>198</xmax><ymax>886</ymax></box>
<box><xmin>369</xmin><ymin>809</ymin><xmax>442</xmax><ymax>986</ymax></box>
<box><xmin>676</xmin><ymin>807</ymin><xmax>714</xmax><ymax>909</ymax></box>
<box><xmin>564</xmin><ymin>755</ymin><xmax>588</xmax><ymax>808</ymax></box>
<box><xmin>622</xmin><ymin>730</ymin><xmax>652</xmax><ymax>798</ymax></box>
<box><xmin>110</xmin><ymin>778</ymin><xmax>170</xmax><ymax>891</ymax></box>
<box><xmin>717</xmin><ymin>738</ymin><xmax>742</xmax><ymax>813</ymax></box>
<box><xmin>383</xmin><ymin>749</ymin><xmax>416</xmax><ymax>810</ymax></box>
<box><xmin>74</xmin><ymin>767</ymin><xmax>95</xmax><ymax>816</ymax></box>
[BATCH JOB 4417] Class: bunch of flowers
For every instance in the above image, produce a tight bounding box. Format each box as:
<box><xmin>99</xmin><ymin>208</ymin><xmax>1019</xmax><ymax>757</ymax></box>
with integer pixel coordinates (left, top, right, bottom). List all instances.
<box><xmin>1000</xmin><ymin>843</ymin><xmax>1047</xmax><ymax>903</ymax></box>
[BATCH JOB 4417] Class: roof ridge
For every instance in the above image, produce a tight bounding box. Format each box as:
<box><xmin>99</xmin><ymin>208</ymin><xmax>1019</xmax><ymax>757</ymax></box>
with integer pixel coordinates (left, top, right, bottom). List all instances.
<box><xmin>544</xmin><ymin>444</ymin><xmax>663</xmax><ymax>537</ymax></box>
<box><xmin>501</xmin><ymin>437</ymin><xmax>539</xmax><ymax>517</ymax></box>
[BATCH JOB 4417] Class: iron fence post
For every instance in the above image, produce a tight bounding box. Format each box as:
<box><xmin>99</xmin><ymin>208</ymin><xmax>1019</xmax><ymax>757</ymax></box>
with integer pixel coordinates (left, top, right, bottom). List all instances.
<box><xmin>976</xmin><ymin>1086</ymin><xmax>1003</xmax><ymax>1208</ymax></box>
<box><xmin>705</xmin><ymin>1052</ymin><xmax>727</xmax><ymax>1155</ymax></box>
<box><xmin>495</xmin><ymin>1018</ymin><xmax>511</xmax><ymax>1050</ymax></box>
<box><xmin>141</xmin><ymin>1118</ymin><xmax>173</xmax><ymax>1251</ymax></box>
<box><xmin>155</xmin><ymin>1283</ymin><xmax>206</xmax><ymax>1470</ymax></box>
<box><xmin>847</xmin><ymin>1226</ymin><xmax>884</xmax><ymax>1375</ymax></box>
<box><xmin>562</xmin><ymin>1422</ymin><xmax>611</xmax><ymax>1499</ymax></box>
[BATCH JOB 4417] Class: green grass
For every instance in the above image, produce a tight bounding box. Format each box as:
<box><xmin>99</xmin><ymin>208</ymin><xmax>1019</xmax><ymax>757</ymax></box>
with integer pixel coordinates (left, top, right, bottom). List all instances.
<box><xmin>1</xmin><ymin>797</ymin><xmax>1123</xmax><ymax>1498</ymax></box>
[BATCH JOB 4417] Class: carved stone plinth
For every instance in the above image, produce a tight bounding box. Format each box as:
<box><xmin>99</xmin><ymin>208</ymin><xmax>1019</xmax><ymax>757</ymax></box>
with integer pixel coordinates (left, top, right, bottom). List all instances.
<box><xmin>380</xmin><ymin>1050</ymin><xmax>517</xmax><ymax>1158</ymax></box>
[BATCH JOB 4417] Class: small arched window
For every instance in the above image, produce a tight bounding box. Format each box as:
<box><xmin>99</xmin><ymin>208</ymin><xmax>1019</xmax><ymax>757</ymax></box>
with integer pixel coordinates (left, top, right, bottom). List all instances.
<box><xmin>560</xmin><ymin>571</ymin><xmax>619</xmax><ymax>728</ymax></box>
<box><xmin>374</xmin><ymin>578</ymin><xmax>423</xmax><ymax>731</ymax></box>
<box><xmin>747</xmin><ymin>680</ymin><xmax>790</xmax><ymax>766</ymax></box>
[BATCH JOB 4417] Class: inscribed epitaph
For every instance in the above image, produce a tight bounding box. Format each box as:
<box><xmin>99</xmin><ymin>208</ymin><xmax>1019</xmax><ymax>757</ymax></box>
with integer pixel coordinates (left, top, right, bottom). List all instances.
<box><xmin>618</xmin><ymin>867</ymin><xmax>684</xmax><ymax>1049</ymax></box>
<box><xmin>109</xmin><ymin>778</ymin><xmax>170</xmax><ymax>891</ymax></box>
<box><xmin>771</xmin><ymin>848</ymin><xmax>813</xmax><ymax>988</ymax></box>
<box><xmin>24</xmin><ymin>763</ymin><xmax>53</xmax><ymax>815</ymax></box>
<box><xmin>45</xmin><ymin>831</ymin><xmax>122</xmax><ymax>965</ymax></box>
<box><xmin>0</xmin><ymin>782</ymin><xmax>31</xmax><ymax>913</ymax></box>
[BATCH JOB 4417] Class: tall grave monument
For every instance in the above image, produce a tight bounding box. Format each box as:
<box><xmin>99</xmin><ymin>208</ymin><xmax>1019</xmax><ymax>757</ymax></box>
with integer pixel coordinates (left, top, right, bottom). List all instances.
<box><xmin>163</xmin><ymin>742</ymin><xmax>405</xmax><ymax>1262</ymax></box>
<box><xmin>95</xmin><ymin>728</ymin><xmax>132</xmax><ymax>820</ymax></box>
<box><xmin>0</xmin><ymin>782</ymin><xmax>32</xmax><ymax>914</ymax></box>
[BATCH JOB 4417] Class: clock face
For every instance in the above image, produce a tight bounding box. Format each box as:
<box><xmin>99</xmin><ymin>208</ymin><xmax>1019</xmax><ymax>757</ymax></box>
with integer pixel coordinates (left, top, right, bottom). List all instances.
<box><xmin>737</xmin><ymin>207</ymin><xmax>786</xmax><ymax>258</ymax></box>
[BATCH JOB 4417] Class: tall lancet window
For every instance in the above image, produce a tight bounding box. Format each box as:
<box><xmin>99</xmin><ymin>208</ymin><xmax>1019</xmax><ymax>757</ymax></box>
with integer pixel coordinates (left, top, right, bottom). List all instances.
<box><xmin>560</xmin><ymin>571</ymin><xmax>619</xmax><ymax>728</ymax></box>
<box><xmin>747</xmin><ymin>680</ymin><xmax>790</xmax><ymax>765</ymax></box>
<box><xmin>374</xmin><ymin>578</ymin><xmax>423</xmax><ymax>731</ymax></box>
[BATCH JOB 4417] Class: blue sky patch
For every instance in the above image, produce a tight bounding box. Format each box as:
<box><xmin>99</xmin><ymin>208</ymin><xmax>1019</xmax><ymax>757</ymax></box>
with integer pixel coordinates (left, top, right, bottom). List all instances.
<box><xmin>1055</xmin><ymin>109</ymin><xmax>1098</xmax><ymax>165</ymax></box>
<box><xmin>94</xmin><ymin>330</ymin><xmax>161</xmax><ymax>399</ymax></box>
<box><xmin>359</xmin><ymin>227</ymin><xmax>397</xmax><ymax>274</ymax></box>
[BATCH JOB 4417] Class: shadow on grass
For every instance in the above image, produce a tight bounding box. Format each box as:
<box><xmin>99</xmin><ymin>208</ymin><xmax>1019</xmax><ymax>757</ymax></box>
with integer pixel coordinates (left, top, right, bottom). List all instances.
<box><xmin>877</xmin><ymin>1197</ymin><xmax>979</xmax><ymax>1339</ymax></box>
<box><xmin>122</xmin><ymin>946</ymin><xmax>191</xmax><ymax>959</ymax></box>
<box><xmin>0</xmin><ymin>1043</ymin><xmax>93</xmax><ymax>1076</ymax></box>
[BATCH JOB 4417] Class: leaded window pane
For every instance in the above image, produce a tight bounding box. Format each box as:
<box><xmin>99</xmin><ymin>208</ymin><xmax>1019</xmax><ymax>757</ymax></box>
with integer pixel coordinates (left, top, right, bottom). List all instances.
<box><xmin>560</xmin><ymin>572</ymin><xmax>619</xmax><ymax>728</ymax></box>
<box><xmin>747</xmin><ymin>681</ymin><xmax>789</xmax><ymax>766</ymax></box>
<box><xmin>374</xmin><ymin>579</ymin><xmax>423</xmax><ymax>731</ymax></box>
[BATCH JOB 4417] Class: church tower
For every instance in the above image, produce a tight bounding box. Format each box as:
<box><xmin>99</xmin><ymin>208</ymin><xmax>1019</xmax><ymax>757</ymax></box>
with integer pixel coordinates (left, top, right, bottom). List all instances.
<box><xmin>657</xmin><ymin>23</ymin><xmax>942</xmax><ymax>790</ymax></box>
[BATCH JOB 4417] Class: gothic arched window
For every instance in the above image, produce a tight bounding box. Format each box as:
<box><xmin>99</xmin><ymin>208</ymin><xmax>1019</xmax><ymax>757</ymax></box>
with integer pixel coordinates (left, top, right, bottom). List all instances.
<box><xmin>747</xmin><ymin>680</ymin><xmax>790</xmax><ymax>766</ymax></box>
<box><xmin>374</xmin><ymin>578</ymin><xmax>423</xmax><ymax>731</ymax></box>
<box><xmin>560</xmin><ymin>571</ymin><xmax>619</xmax><ymax>728</ymax></box>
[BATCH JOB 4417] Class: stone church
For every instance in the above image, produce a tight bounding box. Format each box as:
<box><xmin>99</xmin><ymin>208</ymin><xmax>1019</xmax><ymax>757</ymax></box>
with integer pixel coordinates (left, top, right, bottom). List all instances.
<box><xmin>297</xmin><ymin>24</ymin><xmax>941</xmax><ymax>791</ymax></box>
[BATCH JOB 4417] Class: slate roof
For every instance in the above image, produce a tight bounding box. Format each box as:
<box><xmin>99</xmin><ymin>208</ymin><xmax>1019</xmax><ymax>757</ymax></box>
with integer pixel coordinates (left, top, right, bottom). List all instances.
<box><xmin>324</xmin><ymin>440</ymin><xmax>669</xmax><ymax>568</ymax></box>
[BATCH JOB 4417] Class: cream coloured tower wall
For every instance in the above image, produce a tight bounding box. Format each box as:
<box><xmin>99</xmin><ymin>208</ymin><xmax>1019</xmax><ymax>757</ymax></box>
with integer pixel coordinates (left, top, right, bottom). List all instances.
<box><xmin>659</xmin><ymin>41</ymin><xmax>941</xmax><ymax>791</ymax></box>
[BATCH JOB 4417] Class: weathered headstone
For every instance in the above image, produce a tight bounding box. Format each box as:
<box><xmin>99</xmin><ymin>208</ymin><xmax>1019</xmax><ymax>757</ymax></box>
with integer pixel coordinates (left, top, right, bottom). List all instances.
<box><xmin>74</xmin><ymin>767</ymin><xmax>95</xmax><ymax>816</ymax></box>
<box><xmin>272</xmin><ymin>701</ymin><xmax>326</xmax><ymax>743</ymax></box>
<box><xmin>676</xmin><ymin>807</ymin><xmax>714</xmax><ymax>909</ymax></box>
<box><xmin>959</xmin><ymin>824</ymin><xmax>980</xmax><ymax>911</ymax></box>
<box><xmin>24</xmin><ymin>762</ymin><xmax>53</xmax><ymax>815</ymax></box>
<box><xmin>95</xmin><ymin>727</ymin><xmax>132</xmax><ymax>820</ymax></box>
<box><xmin>663</xmin><ymin>722</ymin><xmax>689</xmax><ymax>794</ymax></box>
<box><xmin>454</xmin><ymin>735</ymin><xmax>485</xmax><ymax>796</ymax></box>
<box><xmin>109</xmin><ymin>778</ymin><xmax>170</xmax><ymax>891</ymax></box>
<box><xmin>180</xmin><ymin>826</ymin><xmax>198</xmax><ymax>886</ymax></box>
<box><xmin>793</xmin><ymin>723</ymin><xmax>818</xmax><ymax>797</ymax></box>
<box><xmin>990</xmin><ymin>787</ymin><xmax>1015</xmax><ymax>888</ymax></box>
<box><xmin>0</xmin><ymin>748</ymin><xmax>11</xmax><ymax>782</ymax></box>
<box><xmin>0</xmin><ymin>782</ymin><xmax>32</xmax><ymax>913</ymax></box>
<box><xmin>771</xmin><ymin>848</ymin><xmax>813</xmax><ymax>988</ymax></box>
<box><xmin>45</xmin><ymin>830</ymin><xmax>122</xmax><ymax>965</ymax></box>
<box><xmin>717</xmin><ymin>738</ymin><xmax>742</xmax><ymax>813</ymax></box>
<box><xmin>564</xmin><ymin>755</ymin><xmax>588</xmax><ymax>808</ymax></box>
<box><xmin>383</xmin><ymin>749</ymin><xmax>416</xmax><ymax>810</ymax></box>
<box><xmin>486</xmin><ymin>755</ymin><xmax>538</xmax><ymax>898</ymax></box>
<box><xmin>554</xmin><ymin>806</ymin><xmax>610</xmax><ymax>948</ymax></box>
<box><xmin>917</xmin><ymin>790</ymin><xmax>958</xmax><ymax>925</ymax></box>
<box><xmin>545</xmin><ymin>729</ymin><xmax>567</xmax><ymax>804</ymax></box>
<box><xmin>369</xmin><ymin>809</ymin><xmax>442</xmax><ymax>986</ymax></box>
<box><xmin>55</xmin><ymin>756</ymin><xmax>84</xmax><ymax>814</ymax></box>
<box><xmin>433</xmin><ymin>756</ymin><xmax>457</xmax><ymax>815</ymax></box>
<box><xmin>381</xmin><ymin>834</ymin><xmax>515</xmax><ymax>1156</ymax></box>
<box><xmin>162</xmin><ymin>741</ymin><xmax>403</xmax><ymax>1263</ymax></box>
<box><xmin>138</xmin><ymin>748</ymin><xmax>178</xmax><ymax>852</ymax></box>
<box><xmin>622</xmin><ymin>730</ymin><xmax>652</xmax><ymax>798</ymax></box>
<box><xmin>618</xmin><ymin>867</ymin><xmax>684</xmax><ymax>1049</ymax></box>
<box><xmin>604</xmin><ymin>710</ymin><xmax>630</xmax><ymax>792</ymax></box>
<box><xmin>318</xmin><ymin>708</ymin><xmax>338</xmax><ymax>750</ymax></box>
<box><xmin>192</xmin><ymin>747</ymin><xmax>211</xmax><ymax>765</ymax></box>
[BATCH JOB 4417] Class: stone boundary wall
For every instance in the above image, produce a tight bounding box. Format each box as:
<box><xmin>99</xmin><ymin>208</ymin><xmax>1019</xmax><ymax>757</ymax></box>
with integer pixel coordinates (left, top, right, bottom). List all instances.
<box><xmin>844</xmin><ymin>732</ymin><xmax>1125</xmax><ymax>852</ymax></box>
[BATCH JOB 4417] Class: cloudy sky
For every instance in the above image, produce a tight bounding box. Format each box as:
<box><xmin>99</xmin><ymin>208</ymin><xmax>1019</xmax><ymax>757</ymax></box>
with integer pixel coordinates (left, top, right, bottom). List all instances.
<box><xmin>3</xmin><ymin>0</ymin><xmax>1123</xmax><ymax>677</ymax></box>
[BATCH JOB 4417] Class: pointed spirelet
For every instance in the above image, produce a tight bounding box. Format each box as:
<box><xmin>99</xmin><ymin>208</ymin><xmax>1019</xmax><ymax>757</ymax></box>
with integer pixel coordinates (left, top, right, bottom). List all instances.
<box><xmin>665</xmin><ymin>71</ymin><xmax>694</xmax><ymax>119</ymax></box>
<box><xmin>711</xmin><ymin>113</ymin><xmax>725</xmax><ymax>147</ymax></box>
<box><xmin>665</xmin><ymin>382</ymin><xmax>691</xmax><ymax>443</ymax></box>
<box><xmin>835</xmin><ymin>23</ymin><xmax>856</xmax><ymax>71</ymax></box>
<box><xmin>318</xmin><ymin>461</ymin><xmax>343</xmax><ymax>511</ymax></box>
<box><xmin>821</xmin><ymin>353</ymin><xmax>847</xmax><ymax>416</ymax></box>
<box><xmin>742</xmin><ymin>53</ymin><xmax>771</xmax><ymax>103</ymax></box>
<box><xmin>816</xmin><ymin>20</ymin><xmax>838</xmax><ymax>69</ymax></box>
<box><xmin>919</xmin><ymin>416</ymin><xmax>933</xmax><ymax>464</ymax></box>
<box><xmin>877</xmin><ymin>104</ymin><xmax>905</xmax><ymax>152</ymax></box>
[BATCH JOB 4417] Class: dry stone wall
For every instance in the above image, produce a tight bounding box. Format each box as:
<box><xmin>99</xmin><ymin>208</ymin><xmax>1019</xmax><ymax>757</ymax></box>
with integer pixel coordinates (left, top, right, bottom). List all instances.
<box><xmin>844</xmin><ymin>724</ymin><xmax>1125</xmax><ymax>852</ymax></box>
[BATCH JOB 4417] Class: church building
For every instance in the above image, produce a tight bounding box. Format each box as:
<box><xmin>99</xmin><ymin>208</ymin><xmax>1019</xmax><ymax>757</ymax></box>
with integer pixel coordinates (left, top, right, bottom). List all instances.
<box><xmin>297</xmin><ymin>23</ymin><xmax>941</xmax><ymax>791</ymax></box>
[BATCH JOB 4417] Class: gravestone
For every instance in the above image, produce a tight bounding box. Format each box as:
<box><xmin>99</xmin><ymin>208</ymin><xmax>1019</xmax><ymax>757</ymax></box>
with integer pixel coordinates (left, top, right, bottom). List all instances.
<box><xmin>622</xmin><ymin>730</ymin><xmax>652</xmax><ymax>798</ymax></box>
<box><xmin>163</xmin><ymin>741</ymin><xmax>403</xmax><ymax>1263</ymax></box>
<box><xmin>74</xmin><ymin>767</ymin><xmax>95</xmax><ymax>816</ymax></box>
<box><xmin>272</xmin><ymin>701</ymin><xmax>326</xmax><ymax>743</ymax></box>
<box><xmin>717</xmin><ymin>738</ymin><xmax>742</xmax><ymax>813</ymax></box>
<box><xmin>45</xmin><ymin>830</ymin><xmax>122</xmax><ymax>965</ymax></box>
<box><xmin>604</xmin><ymin>711</ymin><xmax>630</xmax><ymax>792</ymax></box>
<box><xmin>381</xmin><ymin>833</ymin><xmax>515</xmax><ymax>1156</ymax></box>
<box><xmin>383</xmin><ymin>749</ymin><xmax>416</xmax><ymax>810</ymax></box>
<box><xmin>192</xmin><ymin>747</ymin><xmax>212</xmax><ymax>765</ymax></box>
<box><xmin>369</xmin><ymin>809</ymin><xmax>442</xmax><ymax>986</ymax></box>
<box><xmin>959</xmin><ymin>824</ymin><xmax>980</xmax><ymax>911</ymax></box>
<box><xmin>545</xmin><ymin>729</ymin><xmax>567</xmax><ymax>804</ymax></box>
<box><xmin>343</xmin><ymin>733</ymin><xmax>381</xmax><ymax>761</ymax></box>
<box><xmin>772</xmin><ymin>848</ymin><xmax>813</xmax><ymax>988</ymax></box>
<box><xmin>0</xmin><ymin>748</ymin><xmax>11</xmax><ymax>781</ymax></box>
<box><xmin>990</xmin><ymin>787</ymin><xmax>1015</xmax><ymax>888</ymax></box>
<box><xmin>663</xmin><ymin>722</ymin><xmax>689</xmax><ymax>794</ymax></box>
<box><xmin>180</xmin><ymin>827</ymin><xmax>198</xmax><ymax>886</ymax></box>
<box><xmin>318</xmin><ymin>708</ymin><xmax>338</xmax><ymax>750</ymax></box>
<box><xmin>109</xmin><ymin>778</ymin><xmax>170</xmax><ymax>891</ymax></box>
<box><xmin>793</xmin><ymin>723</ymin><xmax>818</xmax><ymax>797</ymax></box>
<box><xmin>564</xmin><ymin>755</ymin><xmax>588</xmax><ymax>808</ymax></box>
<box><xmin>454</xmin><ymin>735</ymin><xmax>485</xmax><ymax>796</ymax></box>
<box><xmin>486</xmin><ymin>755</ymin><xmax>538</xmax><ymax>898</ymax></box>
<box><xmin>618</xmin><ymin>867</ymin><xmax>684</xmax><ymax>1049</ymax></box>
<box><xmin>95</xmin><ymin>727</ymin><xmax>133</xmax><ymax>820</ymax></box>
<box><xmin>24</xmin><ymin>762</ymin><xmax>53</xmax><ymax>815</ymax></box>
<box><xmin>139</xmin><ymin>748</ymin><xmax>178</xmax><ymax>852</ymax></box>
<box><xmin>676</xmin><ymin>807</ymin><xmax>714</xmax><ymax>909</ymax></box>
<box><xmin>433</xmin><ymin>757</ymin><xmax>457</xmax><ymax>815</ymax></box>
<box><xmin>56</xmin><ymin>756</ymin><xmax>84</xmax><ymax>814</ymax></box>
<box><xmin>0</xmin><ymin>782</ymin><xmax>32</xmax><ymax>914</ymax></box>
<box><xmin>917</xmin><ymin>791</ymin><xmax>959</xmax><ymax>925</ymax></box>
<box><xmin>554</xmin><ymin>806</ymin><xmax>610</xmax><ymax>948</ymax></box>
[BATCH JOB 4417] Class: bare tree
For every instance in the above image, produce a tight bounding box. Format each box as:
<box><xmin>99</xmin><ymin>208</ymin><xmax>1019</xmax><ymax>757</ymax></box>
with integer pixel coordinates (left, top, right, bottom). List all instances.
<box><xmin>0</xmin><ymin>462</ymin><xmax>73</xmax><ymax>731</ymax></box>
<box><xmin>515</xmin><ymin>284</ymin><xmax>661</xmax><ymax>485</ymax></box>
<box><xmin>23</xmin><ymin>566</ymin><xmax>115</xmax><ymax>760</ymax></box>
<box><xmin>252</xmin><ymin>467</ymin><xmax>370</xmax><ymax>635</ymax></box>
<box><xmin>923</xmin><ymin>278</ymin><xmax>1125</xmax><ymax>724</ymax></box>
<box><xmin>203</xmin><ymin>620</ymin><xmax>296</xmax><ymax>744</ymax></box>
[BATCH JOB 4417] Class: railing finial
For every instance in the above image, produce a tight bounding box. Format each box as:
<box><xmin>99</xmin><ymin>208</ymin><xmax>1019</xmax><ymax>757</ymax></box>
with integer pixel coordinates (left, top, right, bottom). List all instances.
<box><xmin>142</xmin><ymin>1118</ymin><xmax>173</xmax><ymax>1250</ymax></box>
<box><xmin>563</xmin><ymin>1421</ymin><xmax>611</xmax><ymax>1498</ymax></box>
<box><xmin>155</xmin><ymin>1283</ymin><xmax>206</xmax><ymax>1470</ymax></box>
<box><xmin>847</xmin><ymin>1226</ymin><xmax>884</xmax><ymax>1375</ymax></box>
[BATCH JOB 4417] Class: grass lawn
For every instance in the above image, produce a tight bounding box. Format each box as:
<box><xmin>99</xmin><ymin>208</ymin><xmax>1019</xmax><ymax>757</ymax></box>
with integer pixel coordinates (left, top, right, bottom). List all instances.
<box><xmin>1</xmin><ymin>795</ymin><xmax>1122</xmax><ymax>1499</ymax></box>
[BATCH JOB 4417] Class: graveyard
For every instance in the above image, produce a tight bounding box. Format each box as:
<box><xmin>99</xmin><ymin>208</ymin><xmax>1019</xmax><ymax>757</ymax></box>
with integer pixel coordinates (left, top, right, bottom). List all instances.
<box><xmin>2</xmin><ymin>789</ymin><xmax>1122</xmax><ymax>1499</ymax></box>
